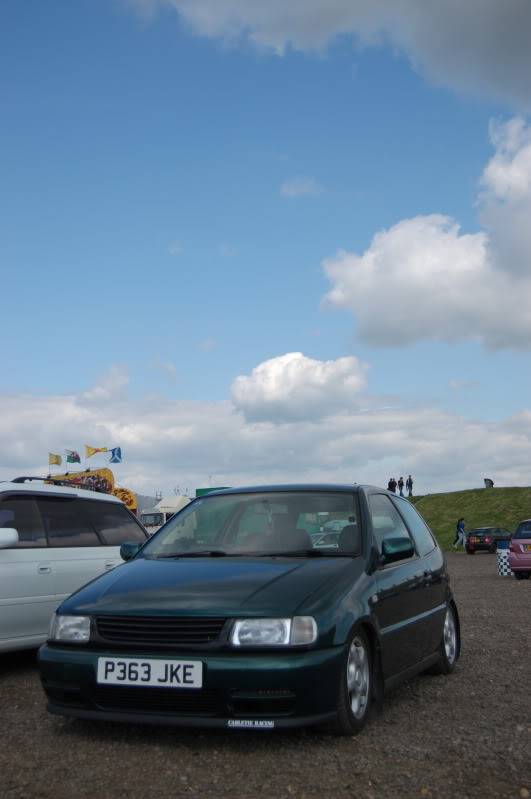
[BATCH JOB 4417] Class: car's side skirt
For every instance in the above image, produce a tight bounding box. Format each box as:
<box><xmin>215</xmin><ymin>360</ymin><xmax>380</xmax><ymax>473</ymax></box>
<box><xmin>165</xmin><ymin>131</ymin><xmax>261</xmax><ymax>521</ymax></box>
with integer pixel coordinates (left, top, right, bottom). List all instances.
<box><xmin>383</xmin><ymin>651</ymin><xmax>440</xmax><ymax>692</ymax></box>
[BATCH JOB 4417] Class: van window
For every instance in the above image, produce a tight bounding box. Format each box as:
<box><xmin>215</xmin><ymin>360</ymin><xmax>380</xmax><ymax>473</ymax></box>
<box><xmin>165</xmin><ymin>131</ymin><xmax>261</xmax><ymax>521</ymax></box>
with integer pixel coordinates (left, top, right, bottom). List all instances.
<box><xmin>84</xmin><ymin>501</ymin><xmax>146</xmax><ymax>545</ymax></box>
<box><xmin>0</xmin><ymin>496</ymin><xmax>47</xmax><ymax>547</ymax></box>
<box><xmin>37</xmin><ymin>497</ymin><xmax>101</xmax><ymax>547</ymax></box>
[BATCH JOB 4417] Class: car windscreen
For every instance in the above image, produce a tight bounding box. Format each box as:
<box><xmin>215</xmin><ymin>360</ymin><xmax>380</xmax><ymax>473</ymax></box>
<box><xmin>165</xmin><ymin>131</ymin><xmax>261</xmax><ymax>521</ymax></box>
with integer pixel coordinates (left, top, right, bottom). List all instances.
<box><xmin>141</xmin><ymin>491</ymin><xmax>361</xmax><ymax>558</ymax></box>
<box><xmin>514</xmin><ymin>522</ymin><xmax>531</xmax><ymax>539</ymax></box>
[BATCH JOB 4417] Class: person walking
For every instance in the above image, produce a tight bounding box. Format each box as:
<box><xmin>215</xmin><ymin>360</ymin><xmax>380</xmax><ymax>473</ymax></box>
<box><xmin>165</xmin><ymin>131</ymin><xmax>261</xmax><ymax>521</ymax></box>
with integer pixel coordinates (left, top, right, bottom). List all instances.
<box><xmin>453</xmin><ymin>518</ymin><xmax>466</xmax><ymax>549</ymax></box>
<box><xmin>387</xmin><ymin>477</ymin><xmax>397</xmax><ymax>493</ymax></box>
<box><xmin>406</xmin><ymin>475</ymin><xmax>413</xmax><ymax>497</ymax></box>
<box><xmin>398</xmin><ymin>477</ymin><xmax>404</xmax><ymax>497</ymax></box>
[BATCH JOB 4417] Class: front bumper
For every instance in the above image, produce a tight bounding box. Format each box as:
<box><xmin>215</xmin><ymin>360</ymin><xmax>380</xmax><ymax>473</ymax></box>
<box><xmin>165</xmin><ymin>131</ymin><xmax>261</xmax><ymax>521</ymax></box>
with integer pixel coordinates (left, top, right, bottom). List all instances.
<box><xmin>38</xmin><ymin>643</ymin><xmax>344</xmax><ymax>730</ymax></box>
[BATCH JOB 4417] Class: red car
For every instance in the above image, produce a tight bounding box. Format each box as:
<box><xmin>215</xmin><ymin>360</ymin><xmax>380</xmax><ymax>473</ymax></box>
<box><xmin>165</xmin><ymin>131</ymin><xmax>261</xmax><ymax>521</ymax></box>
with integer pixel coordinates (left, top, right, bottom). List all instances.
<box><xmin>508</xmin><ymin>520</ymin><xmax>531</xmax><ymax>580</ymax></box>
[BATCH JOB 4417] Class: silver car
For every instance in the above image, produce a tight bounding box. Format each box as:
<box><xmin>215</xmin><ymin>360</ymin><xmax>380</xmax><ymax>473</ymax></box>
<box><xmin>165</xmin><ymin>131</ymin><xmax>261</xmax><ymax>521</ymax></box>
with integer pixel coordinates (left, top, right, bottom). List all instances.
<box><xmin>0</xmin><ymin>478</ymin><xmax>147</xmax><ymax>652</ymax></box>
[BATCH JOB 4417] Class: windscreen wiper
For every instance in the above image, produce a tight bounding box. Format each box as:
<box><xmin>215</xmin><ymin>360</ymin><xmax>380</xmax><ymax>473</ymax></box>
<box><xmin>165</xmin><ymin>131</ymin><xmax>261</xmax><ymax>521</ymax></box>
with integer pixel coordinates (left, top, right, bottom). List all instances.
<box><xmin>264</xmin><ymin>549</ymin><xmax>356</xmax><ymax>557</ymax></box>
<box><xmin>264</xmin><ymin>549</ymin><xmax>330</xmax><ymax>557</ymax></box>
<box><xmin>153</xmin><ymin>550</ymin><xmax>231</xmax><ymax>559</ymax></box>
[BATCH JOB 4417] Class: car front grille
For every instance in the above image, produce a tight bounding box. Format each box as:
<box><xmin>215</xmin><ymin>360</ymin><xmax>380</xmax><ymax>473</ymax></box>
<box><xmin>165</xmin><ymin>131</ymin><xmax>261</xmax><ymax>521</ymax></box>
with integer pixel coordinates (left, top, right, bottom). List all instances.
<box><xmin>95</xmin><ymin>615</ymin><xmax>227</xmax><ymax>646</ymax></box>
<box><xmin>91</xmin><ymin>686</ymin><xmax>219</xmax><ymax>716</ymax></box>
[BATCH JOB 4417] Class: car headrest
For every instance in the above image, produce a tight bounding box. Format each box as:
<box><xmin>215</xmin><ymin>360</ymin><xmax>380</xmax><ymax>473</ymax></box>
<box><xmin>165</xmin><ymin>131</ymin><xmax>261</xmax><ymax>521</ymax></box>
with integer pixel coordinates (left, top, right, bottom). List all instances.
<box><xmin>268</xmin><ymin>526</ymin><xmax>312</xmax><ymax>552</ymax></box>
<box><xmin>338</xmin><ymin>524</ymin><xmax>361</xmax><ymax>554</ymax></box>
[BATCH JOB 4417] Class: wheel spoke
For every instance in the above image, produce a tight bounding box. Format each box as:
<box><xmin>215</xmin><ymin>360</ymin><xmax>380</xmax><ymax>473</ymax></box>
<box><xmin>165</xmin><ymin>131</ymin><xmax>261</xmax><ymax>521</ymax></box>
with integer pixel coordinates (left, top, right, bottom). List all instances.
<box><xmin>346</xmin><ymin>637</ymin><xmax>370</xmax><ymax>720</ymax></box>
<box><xmin>443</xmin><ymin>608</ymin><xmax>457</xmax><ymax>664</ymax></box>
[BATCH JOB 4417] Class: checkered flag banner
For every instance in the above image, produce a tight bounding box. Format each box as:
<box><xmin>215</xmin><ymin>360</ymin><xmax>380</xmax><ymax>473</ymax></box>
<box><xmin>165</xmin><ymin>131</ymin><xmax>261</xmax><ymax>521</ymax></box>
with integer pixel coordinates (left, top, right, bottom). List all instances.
<box><xmin>496</xmin><ymin>549</ymin><xmax>513</xmax><ymax>577</ymax></box>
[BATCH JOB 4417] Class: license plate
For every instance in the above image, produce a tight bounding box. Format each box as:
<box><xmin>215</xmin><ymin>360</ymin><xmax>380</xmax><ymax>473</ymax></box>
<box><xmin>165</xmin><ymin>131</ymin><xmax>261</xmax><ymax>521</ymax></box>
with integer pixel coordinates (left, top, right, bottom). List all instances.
<box><xmin>97</xmin><ymin>657</ymin><xmax>202</xmax><ymax>688</ymax></box>
<box><xmin>524</xmin><ymin>544</ymin><xmax>531</xmax><ymax>552</ymax></box>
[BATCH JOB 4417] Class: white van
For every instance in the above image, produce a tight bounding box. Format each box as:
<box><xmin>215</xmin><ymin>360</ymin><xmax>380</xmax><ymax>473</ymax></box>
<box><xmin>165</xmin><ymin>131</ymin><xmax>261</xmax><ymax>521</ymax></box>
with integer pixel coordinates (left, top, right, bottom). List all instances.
<box><xmin>0</xmin><ymin>479</ymin><xmax>148</xmax><ymax>652</ymax></box>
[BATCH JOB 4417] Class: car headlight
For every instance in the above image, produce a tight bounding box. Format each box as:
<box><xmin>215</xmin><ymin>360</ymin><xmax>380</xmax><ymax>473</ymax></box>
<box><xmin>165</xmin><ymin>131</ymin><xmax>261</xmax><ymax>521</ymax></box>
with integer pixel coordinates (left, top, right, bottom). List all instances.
<box><xmin>230</xmin><ymin>617</ymin><xmax>317</xmax><ymax>647</ymax></box>
<box><xmin>49</xmin><ymin>614</ymin><xmax>91</xmax><ymax>643</ymax></box>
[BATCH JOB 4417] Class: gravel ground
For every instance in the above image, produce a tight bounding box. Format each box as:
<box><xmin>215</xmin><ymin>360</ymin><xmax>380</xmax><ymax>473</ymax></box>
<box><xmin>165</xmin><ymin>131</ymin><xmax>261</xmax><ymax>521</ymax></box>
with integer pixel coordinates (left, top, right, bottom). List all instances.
<box><xmin>1</xmin><ymin>553</ymin><xmax>529</xmax><ymax>799</ymax></box>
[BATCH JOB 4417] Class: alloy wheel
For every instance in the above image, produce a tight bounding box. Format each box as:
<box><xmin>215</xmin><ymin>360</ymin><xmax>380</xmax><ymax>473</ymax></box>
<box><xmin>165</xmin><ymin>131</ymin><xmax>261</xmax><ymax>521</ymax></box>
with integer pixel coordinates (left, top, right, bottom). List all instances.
<box><xmin>346</xmin><ymin>636</ymin><xmax>370</xmax><ymax>719</ymax></box>
<box><xmin>443</xmin><ymin>607</ymin><xmax>457</xmax><ymax>664</ymax></box>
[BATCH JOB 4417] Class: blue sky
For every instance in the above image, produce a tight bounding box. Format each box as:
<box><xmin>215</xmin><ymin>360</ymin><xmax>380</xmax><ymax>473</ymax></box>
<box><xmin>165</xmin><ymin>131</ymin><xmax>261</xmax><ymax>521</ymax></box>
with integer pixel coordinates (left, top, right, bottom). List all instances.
<box><xmin>2</xmin><ymin>1</ymin><xmax>531</xmax><ymax>493</ymax></box>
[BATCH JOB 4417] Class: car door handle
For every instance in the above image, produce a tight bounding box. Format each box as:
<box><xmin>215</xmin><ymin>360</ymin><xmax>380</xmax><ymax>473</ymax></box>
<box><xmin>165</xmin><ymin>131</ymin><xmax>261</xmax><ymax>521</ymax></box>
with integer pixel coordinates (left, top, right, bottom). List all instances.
<box><xmin>37</xmin><ymin>564</ymin><xmax>52</xmax><ymax>574</ymax></box>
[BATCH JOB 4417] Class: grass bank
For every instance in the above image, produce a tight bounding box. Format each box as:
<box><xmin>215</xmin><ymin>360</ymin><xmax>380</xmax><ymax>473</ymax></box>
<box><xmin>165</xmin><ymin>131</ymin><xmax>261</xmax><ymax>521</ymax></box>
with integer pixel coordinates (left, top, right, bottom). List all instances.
<box><xmin>412</xmin><ymin>487</ymin><xmax>531</xmax><ymax>550</ymax></box>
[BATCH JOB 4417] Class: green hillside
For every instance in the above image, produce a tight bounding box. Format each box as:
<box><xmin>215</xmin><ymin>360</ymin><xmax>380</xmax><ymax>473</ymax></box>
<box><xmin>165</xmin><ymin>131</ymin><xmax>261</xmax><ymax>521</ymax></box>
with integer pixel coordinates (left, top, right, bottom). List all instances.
<box><xmin>413</xmin><ymin>487</ymin><xmax>531</xmax><ymax>550</ymax></box>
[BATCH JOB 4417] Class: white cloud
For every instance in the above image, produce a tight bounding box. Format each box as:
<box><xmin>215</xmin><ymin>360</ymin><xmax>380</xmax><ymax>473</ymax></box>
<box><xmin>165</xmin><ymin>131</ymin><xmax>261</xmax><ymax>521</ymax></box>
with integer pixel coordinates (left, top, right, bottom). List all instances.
<box><xmin>218</xmin><ymin>243</ymin><xmax>238</xmax><ymax>257</ymax></box>
<box><xmin>197</xmin><ymin>337</ymin><xmax>218</xmax><ymax>351</ymax></box>
<box><xmin>449</xmin><ymin>379</ymin><xmax>479</xmax><ymax>392</ymax></box>
<box><xmin>280</xmin><ymin>177</ymin><xmax>323</xmax><ymax>198</ymax></box>
<box><xmin>168</xmin><ymin>240</ymin><xmax>183</xmax><ymax>256</ymax></box>
<box><xmin>82</xmin><ymin>365</ymin><xmax>129</xmax><ymax>403</ymax></box>
<box><xmin>1</xmin><ymin>355</ymin><xmax>531</xmax><ymax>495</ymax></box>
<box><xmin>155</xmin><ymin>359</ymin><xmax>178</xmax><ymax>379</ymax></box>
<box><xmin>232</xmin><ymin>352</ymin><xmax>368</xmax><ymax>422</ymax></box>
<box><xmin>127</xmin><ymin>0</ymin><xmax>531</xmax><ymax>108</ymax></box>
<box><xmin>323</xmin><ymin>118</ymin><xmax>531</xmax><ymax>349</ymax></box>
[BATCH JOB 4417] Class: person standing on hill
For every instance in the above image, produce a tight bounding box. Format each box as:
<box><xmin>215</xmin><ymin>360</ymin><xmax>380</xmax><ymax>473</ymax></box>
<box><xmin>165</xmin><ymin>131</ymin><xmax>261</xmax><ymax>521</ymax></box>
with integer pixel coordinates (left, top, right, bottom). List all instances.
<box><xmin>387</xmin><ymin>477</ymin><xmax>397</xmax><ymax>493</ymax></box>
<box><xmin>398</xmin><ymin>477</ymin><xmax>405</xmax><ymax>496</ymax></box>
<box><xmin>453</xmin><ymin>518</ymin><xmax>466</xmax><ymax>549</ymax></box>
<box><xmin>406</xmin><ymin>475</ymin><xmax>413</xmax><ymax>497</ymax></box>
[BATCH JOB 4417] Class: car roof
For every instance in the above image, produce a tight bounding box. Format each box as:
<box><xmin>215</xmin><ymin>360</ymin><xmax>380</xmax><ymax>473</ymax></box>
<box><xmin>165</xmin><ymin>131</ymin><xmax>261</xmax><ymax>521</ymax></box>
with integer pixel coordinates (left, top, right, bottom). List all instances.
<box><xmin>0</xmin><ymin>480</ymin><xmax>122</xmax><ymax>503</ymax></box>
<box><xmin>198</xmin><ymin>483</ymin><xmax>373</xmax><ymax>497</ymax></box>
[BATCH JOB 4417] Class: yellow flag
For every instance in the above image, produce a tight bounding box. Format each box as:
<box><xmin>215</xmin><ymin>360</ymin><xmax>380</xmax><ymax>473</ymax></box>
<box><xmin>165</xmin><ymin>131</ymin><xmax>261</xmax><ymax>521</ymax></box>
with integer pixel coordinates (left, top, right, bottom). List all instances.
<box><xmin>48</xmin><ymin>452</ymin><xmax>62</xmax><ymax>466</ymax></box>
<box><xmin>85</xmin><ymin>445</ymin><xmax>108</xmax><ymax>458</ymax></box>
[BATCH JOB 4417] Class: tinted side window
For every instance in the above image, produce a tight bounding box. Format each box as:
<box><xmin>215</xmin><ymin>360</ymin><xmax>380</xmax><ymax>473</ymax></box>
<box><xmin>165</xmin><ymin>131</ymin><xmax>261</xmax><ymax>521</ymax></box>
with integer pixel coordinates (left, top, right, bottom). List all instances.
<box><xmin>368</xmin><ymin>493</ymin><xmax>413</xmax><ymax>555</ymax></box>
<box><xmin>0</xmin><ymin>496</ymin><xmax>47</xmax><ymax>547</ymax></box>
<box><xmin>36</xmin><ymin>497</ymin><xmax>101</xmax><ymax>547</ymax></box>
<box><xmin>84</xmin><ymin>501</ymin><xmax>147</xmax><ymax>545</ymax></box>
<box><xmin>392</xmin><ymin>497</ymin><xmax>435</xmax><ymax>556</ymax></box>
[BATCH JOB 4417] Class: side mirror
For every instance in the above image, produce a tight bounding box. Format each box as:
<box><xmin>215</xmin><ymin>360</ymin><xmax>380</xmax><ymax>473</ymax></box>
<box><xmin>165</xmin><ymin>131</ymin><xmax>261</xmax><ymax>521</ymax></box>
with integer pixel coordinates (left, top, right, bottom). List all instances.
<box><xmin>381</xmin><ymin>536</ymin><xmax>415</xmax><ymax>565</ymax></box>
<box><xmin>0</xmin><ymin>528</ymin><xmax>19</xmax><ymax>549</ymax></box>
<box><xmin>120</xmin><ymin>541</ymin><xmax>142</xmax><ymax>561</ymax></box>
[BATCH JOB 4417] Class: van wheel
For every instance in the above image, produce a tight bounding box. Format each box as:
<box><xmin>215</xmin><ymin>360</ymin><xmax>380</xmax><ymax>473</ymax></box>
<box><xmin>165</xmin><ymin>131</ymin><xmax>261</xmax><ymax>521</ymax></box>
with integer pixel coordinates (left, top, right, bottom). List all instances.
<box><xmin>514</xmin><ymin>571</ymin><xmax>530</xmax><ymax>580</ymax></box>
<box><xmin>332</xmin><ymin>628</ymin><xmax>372</xmax><ymax>736</ymax></box>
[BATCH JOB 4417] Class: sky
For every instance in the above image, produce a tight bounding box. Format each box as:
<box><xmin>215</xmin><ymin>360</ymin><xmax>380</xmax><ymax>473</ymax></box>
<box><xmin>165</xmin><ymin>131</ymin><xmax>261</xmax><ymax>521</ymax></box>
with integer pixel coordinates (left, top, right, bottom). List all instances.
<box><xmin>2</xmin><ymin>0</ymin><xmax>531</xmax><ymax>496</ymax></box>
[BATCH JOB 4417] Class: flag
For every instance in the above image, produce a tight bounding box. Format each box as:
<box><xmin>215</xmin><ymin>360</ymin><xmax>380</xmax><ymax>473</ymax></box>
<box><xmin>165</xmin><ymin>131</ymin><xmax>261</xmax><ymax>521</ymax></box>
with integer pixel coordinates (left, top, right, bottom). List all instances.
<box><xmin>109</xmin><ymin>447</ymin><xmax>122</xmax><ymax>464</ymax></box>
<box><xmin>85</xmin><ymin>445</ymin><xmax>108</xmax><ymax>459</ymax></box>
<box><xmin>49</xmin><ymin>452</ymin><xmax>62</xmax><ymax>466</ymax></box>
<box><xmin>65</xmin><ymin>449</ymin><xmax>81</xmax><ymax>464</ymax></box>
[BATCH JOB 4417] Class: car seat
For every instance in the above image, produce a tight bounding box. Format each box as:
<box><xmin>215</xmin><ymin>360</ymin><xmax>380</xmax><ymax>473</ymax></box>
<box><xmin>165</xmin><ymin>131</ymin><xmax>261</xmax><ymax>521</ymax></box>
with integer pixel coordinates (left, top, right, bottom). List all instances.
<box><xmin>267</xmin><ymin>524</ymin><xmax>312</xmax><ymax>553</ymax></box>
<box><xmin>338</xmin><ymin>524</ymin><xmax>361</xmax><ymax>554</ymax></box>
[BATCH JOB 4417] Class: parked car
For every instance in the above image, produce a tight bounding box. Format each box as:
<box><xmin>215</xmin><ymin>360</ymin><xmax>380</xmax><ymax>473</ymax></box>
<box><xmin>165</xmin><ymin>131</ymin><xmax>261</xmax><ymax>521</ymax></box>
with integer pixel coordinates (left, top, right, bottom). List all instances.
<box><xmin>39</xmin><ymin>484</ymin><xmax>460</xmax><ymax>735</ymax></box>
<box><xmin>465</xmin><ymin>526</ymin><xmax>512</xmax><ymax>554</ymax></box>
<box><xmin>508</xmin><ymin>520</ymin><xmax>531</xmax><ymax>580</ymax></box>
<box><xmin>0</xmin><ymin>478</ymin><xmax>148</xmax><ymax>652</ymax></box>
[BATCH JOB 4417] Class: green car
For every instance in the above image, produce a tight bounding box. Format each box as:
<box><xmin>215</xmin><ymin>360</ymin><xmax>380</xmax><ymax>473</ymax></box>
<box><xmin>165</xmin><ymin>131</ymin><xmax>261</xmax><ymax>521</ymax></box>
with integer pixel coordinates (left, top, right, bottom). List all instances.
<box><xmin>39</xmin><ymin>485</ymin><xmax>460</xmax><ymax>735</ymax></box>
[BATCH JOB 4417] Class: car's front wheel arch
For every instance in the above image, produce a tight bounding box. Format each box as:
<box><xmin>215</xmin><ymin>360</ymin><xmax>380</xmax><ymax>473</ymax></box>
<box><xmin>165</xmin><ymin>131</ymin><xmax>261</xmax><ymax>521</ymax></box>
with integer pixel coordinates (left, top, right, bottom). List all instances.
<box><xmin>358</xmin><ymin>621</ymin><xmax>384</xmax><ymax>710</ymax></box>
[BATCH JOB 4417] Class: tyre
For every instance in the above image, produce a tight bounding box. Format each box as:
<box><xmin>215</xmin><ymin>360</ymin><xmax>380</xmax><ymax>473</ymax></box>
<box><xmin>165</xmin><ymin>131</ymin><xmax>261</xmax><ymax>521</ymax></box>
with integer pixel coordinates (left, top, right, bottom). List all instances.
<box><xmin>427</xmin><ymin>604</ymin><xmax>460</xmax><ymax>676</ymax></box>
<box><xmin>332</xmin><ymin>627</ymin><xmax>373</xmax><ymax>736</ymax></box>
<box><xmin>514</xmin><ymin>571</ymin><xmax>530</xmax><ymax>580</ymax></box>
<box><xmin>466</xmin><ymin>548</ymin><xmax>475</xmax><ymax>555</ymax></box>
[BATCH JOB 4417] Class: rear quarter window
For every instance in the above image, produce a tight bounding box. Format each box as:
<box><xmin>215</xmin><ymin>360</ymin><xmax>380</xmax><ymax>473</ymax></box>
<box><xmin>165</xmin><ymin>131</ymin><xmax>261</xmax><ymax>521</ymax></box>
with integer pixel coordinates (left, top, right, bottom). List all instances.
<box><xmin>392</xmin><ymin>497</ymin><xmax>436</xmax><ymax>557</ymax></box>
<box><xmin>84</xmin><ymin>501</ymin><xmax>147</xmax><ymax>545</ymax></box>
